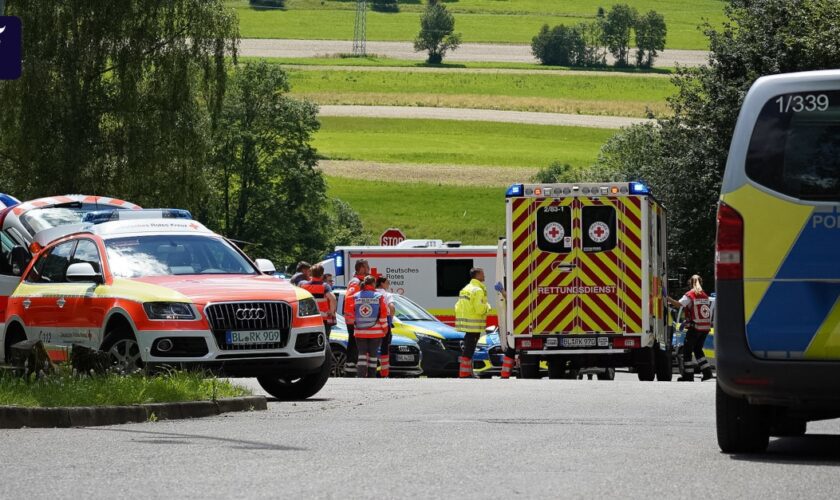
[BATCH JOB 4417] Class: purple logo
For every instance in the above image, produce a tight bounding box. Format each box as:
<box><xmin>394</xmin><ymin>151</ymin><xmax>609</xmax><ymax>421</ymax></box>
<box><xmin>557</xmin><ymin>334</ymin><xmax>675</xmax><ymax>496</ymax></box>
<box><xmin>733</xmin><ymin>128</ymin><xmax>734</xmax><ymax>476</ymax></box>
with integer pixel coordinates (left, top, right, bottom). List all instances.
<box><xmin>0</xmin><ymin>16</ymin><xmax>22</xmax><ymax>80</ymax></box>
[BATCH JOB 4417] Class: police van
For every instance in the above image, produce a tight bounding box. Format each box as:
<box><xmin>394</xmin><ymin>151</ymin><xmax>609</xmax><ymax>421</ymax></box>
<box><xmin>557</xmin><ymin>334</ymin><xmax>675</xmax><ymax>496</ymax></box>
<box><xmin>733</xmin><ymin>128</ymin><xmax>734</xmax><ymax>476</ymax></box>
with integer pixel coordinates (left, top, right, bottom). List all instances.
<box><xmin>499</xmin><ymin>182</ymin><xmax>670</xmax><ymax>380</ymax></box>
<box><xmin>716</xmin><ymin>70</ymin><xmax>840</xmax><ymax>453</ymax></box>
<box><xmin>320</xmin><ymin>240</ymin><xmax>498</xmax><ymax>326</ymax></box>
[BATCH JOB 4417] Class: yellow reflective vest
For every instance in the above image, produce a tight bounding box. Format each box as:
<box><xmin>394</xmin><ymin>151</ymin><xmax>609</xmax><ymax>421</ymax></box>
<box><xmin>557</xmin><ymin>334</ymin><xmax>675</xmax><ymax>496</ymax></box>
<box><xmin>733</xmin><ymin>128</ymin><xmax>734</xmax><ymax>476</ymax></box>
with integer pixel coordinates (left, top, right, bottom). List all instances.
<box><xmin>455</xmin><ymin>279</ymin><xmax>491</xmax><ymax>333</ymax></box>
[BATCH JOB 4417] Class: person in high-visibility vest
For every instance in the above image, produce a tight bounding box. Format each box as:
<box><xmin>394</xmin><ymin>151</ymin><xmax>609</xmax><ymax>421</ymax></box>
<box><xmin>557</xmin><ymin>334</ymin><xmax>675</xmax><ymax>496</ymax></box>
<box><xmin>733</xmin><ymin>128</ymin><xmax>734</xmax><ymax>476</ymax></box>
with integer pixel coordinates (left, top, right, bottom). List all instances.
<box><xmin>375</xmin><ymin>276</ymin><xmax>396</xmax><ymax>378</ymax></box>
<box><xmin>343</xmin><ymin>259</ymin><xmax>370</xmax><ymax>375</ymax></box>
<box><xmin>455</xmin><ymin>268</ymin><xmax>492</xmax><ymax>378</ymax></box>
<box><xmin>345</xmin><ymin>275</ymin><xmax>388</xmax><ymax>378</ymax></box>
<box><xmin>299</xmin><ymin>264</ymin><xmax>337</xmax><ymax>339</ymax></box>
<box><xmin>668</xmin><ymin>275</ymin><xmax>714</xmax><ymax>382</ymax></box>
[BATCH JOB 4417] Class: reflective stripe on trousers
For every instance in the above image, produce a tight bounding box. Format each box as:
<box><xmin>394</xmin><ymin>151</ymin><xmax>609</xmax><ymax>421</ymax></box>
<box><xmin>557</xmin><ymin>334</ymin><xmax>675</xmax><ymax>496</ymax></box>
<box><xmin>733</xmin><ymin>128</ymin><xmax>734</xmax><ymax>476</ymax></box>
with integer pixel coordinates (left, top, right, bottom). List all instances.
<box><xmin>459</xmin><ymin>356</ymin><xmax>473</xmax><ymax>378</ymax></box>
<box><xmin>501</xmin><ymin>355</ymin><xmax>515</xmax><ymax>379</ymax></box>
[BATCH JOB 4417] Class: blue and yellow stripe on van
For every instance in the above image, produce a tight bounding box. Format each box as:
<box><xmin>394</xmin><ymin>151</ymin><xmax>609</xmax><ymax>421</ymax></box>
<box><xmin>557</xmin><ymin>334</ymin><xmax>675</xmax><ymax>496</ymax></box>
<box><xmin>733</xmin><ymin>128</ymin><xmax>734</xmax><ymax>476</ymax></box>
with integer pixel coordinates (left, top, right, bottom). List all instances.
<box><xmin>721</xmin><ymin>184</ymin><xmax>840</xmax><ymax>360</ymax></box>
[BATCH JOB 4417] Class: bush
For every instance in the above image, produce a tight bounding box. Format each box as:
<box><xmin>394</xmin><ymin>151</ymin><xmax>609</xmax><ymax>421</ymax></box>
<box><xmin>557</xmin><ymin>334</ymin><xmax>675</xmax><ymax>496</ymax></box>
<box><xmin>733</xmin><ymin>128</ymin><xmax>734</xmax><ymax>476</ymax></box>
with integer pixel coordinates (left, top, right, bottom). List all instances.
<box><xmin>372</xmin><ymin>0</ymin><xmax>399</xmax><ymax>12</ymax></box>
<box><xmin>531</xmin><ymin>161</ymin><xmax>617</xmax><ymax>183</ymax></box>
<box><xmin>531</xmin><ymin>24</ymin><xmax>585</xmax><ymax>66</ymax></box>
<box><xmin>414</xmin><ymin>1</ymin><xmax>462</xmax><ymax>64</ymax></box>
<box><xmin>249</xmin><ymin>0</ymin><xmax>284</xmax><ymax>8</ymax></box>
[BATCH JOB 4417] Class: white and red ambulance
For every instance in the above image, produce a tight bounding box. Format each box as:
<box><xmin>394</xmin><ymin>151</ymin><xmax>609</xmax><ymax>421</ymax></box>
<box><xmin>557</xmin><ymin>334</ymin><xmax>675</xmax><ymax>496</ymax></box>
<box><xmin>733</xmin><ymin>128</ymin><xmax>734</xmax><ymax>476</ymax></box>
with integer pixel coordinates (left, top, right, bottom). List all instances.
<box><xmin>320</xmin><ymin>240</ymin><xmax>499</xmax><ymax>326</ymax></box>
<box><xmin>499</xmin><ymin>182</ymin><xmax>671</xmax><ymax>380</ymax></box>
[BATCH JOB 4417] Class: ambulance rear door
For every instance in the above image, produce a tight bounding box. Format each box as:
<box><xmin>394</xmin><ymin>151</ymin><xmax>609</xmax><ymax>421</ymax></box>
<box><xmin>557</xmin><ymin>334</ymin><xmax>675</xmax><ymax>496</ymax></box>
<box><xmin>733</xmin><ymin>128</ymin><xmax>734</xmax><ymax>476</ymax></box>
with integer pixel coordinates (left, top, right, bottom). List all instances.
<box><xmin>508</xmin><ymin>190</ymin><xmax>644</xmax><ymax>337</ymax></box>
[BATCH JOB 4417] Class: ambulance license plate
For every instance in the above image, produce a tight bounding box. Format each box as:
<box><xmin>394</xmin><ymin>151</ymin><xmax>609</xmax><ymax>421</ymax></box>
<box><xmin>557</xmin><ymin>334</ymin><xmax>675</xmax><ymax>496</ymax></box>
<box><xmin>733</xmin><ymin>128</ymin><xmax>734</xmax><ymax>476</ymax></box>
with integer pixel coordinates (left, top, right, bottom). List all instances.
<box><xmin>396</xmin><ymin>354</ymin><xmax>416</xmax><ymax>362</ymax></box>
<box><xmin>562</xmin><ymin>337</ymin><xmax>597</xmax><ymax>348</ymax></box>
<box><xmin>226</xmin><ymin>330</ymin><xmax>282</xmax><ymax>345</ymax></box>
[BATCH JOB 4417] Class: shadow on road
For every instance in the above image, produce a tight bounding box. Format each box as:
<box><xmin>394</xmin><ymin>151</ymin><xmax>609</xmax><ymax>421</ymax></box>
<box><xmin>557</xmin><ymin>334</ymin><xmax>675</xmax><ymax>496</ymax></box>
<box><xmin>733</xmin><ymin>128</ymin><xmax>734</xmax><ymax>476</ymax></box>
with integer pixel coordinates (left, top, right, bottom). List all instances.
<box><xmin>265</xmin><ymin>397</ymin><xmax>333</xmax><ymax>403</ymax></box>
<box><xmin>85</xmin><ymin>428</ymin><xmax>306</xmax><ymax>451</ymax></box>
<box><xmin>729</xmin><ymin>434</ymin><xmax>840</xmax><ymax>465</ymax></box>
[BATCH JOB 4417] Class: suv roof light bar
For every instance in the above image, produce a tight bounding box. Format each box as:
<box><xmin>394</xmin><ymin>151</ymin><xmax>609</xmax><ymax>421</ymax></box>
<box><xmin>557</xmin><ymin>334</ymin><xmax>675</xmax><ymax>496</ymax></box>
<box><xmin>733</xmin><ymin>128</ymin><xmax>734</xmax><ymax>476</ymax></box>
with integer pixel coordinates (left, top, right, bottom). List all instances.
<box><xmin>82</xmin><ymin>208</ymin><xmax>193</xmax><ymax>224</ymax></box>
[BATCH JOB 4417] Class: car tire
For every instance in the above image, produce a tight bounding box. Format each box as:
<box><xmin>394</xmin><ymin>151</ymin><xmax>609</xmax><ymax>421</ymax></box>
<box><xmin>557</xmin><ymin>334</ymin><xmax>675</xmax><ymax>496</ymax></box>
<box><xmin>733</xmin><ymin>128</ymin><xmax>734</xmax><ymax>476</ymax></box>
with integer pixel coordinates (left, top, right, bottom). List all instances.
<box><xmin>519</xmin><ymin>354</ymin><xmax>540</xmax><ymax>379</ymax></box>
<box><xmin>597</xmin><ymin>367</ymin><xmax>615</xmax><ymax>381</ymax></box>
<box><xmin>258</xmin><ymin>345</ymin><xmax>332</xmax><ymax>401</ymax></box>
<box><xmin>635</xmin><ymin>347</ymin><xmax>656</xmax><ymax>381</ymax></box>
<box><xmin>101</xmin><ymin>324</ymin><xmax>144</xmax><ymax>373</ymax></box>
<box><xmin>654</xmin><ymin>343</ymin><xmax>673</xmax><ymax>381</ymax></box>
<box><xmin>716</xmin><ymin>381</ymin><xmax>770</xmax><ymax>453</ymax></box>
<box><xmin>330</xmin><ymin>344</ymin><xmax>347</xmax><ymax>378</ymax></box>
<box><xmin>3</xmin><ymin>324</ymin><xmax>26</xmax><ymax>364</ymax></box>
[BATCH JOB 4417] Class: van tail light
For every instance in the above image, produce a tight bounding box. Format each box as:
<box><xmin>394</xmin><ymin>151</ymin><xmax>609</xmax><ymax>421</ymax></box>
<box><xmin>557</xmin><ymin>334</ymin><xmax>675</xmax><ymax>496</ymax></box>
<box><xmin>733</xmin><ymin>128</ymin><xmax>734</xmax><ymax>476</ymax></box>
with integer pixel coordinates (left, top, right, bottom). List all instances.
<box><xmin>613</xmin><ymin>336</ymin><xmax>640</xmax><ymax>349</ymax></box>
<box><xmin>716</xmin><ymin>202</ymin><xmax>743</xmax><ymax>280</ymax></box>
<box><xmin>516</xmin><ymin>337</ymin><xmax>544</xmax><ymax>350</ymax></box>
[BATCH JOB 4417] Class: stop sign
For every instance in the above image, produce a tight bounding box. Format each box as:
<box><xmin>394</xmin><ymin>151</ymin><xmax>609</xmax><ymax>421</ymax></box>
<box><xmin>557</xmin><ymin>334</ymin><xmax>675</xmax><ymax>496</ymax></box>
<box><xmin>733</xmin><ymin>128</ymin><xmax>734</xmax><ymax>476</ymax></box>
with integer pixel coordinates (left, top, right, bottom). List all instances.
<box><xmin>380</xmin><ymin>228</ymin><xmax>406</xmax><ymax>246</ymax></box>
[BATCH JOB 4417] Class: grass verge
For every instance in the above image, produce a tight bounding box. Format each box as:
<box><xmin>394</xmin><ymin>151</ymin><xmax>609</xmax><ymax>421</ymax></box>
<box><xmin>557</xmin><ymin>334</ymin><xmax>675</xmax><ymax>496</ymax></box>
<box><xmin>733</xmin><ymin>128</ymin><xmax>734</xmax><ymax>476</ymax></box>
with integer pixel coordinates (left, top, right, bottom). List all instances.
<box><xmin>0</xmin><ymin>371</ymin><xmax>251</xmax><ymax>408</ymax></box>
<box><xmin>314</xmin><ymin>117</ymin><xmax>614</xmax><ymax>168</ymax></box>
<box><xmin>327</xmin><ymin>176</ymin><xmax>506</xmax><ymax>244</ymax></box>
<box><xmin>248</xmin><ymin>56</ymin><xmax>676</xmax><ymax>74</ymax></box>
<box><xmin>290</xmin><ymin>69</ymin><xmax>674</xmax><ymax>117</ymax></box>
<box><xmin>229</xmin><ymin>0</ymin><xmax>723</xmax><ymax>50</ymax></box>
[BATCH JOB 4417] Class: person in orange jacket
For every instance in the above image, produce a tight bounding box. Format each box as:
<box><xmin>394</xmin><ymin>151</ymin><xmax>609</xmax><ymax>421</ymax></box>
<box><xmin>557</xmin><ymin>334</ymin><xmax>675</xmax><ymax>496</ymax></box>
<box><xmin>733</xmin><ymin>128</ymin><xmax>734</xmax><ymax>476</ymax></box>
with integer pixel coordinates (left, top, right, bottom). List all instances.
<box><xmin>299</xmin><ymin>264</ymin><xmax>337</xmax><ymax>338</ymax></box>
<box><xmin>375</xmin><ymin>276</ymin><xmax>396</xmax><ymax>378</ymax></box>
<box><xmin>345</xmin><ymin>275</ymin><xmax>389</xmax><ymax>378</ymax></box>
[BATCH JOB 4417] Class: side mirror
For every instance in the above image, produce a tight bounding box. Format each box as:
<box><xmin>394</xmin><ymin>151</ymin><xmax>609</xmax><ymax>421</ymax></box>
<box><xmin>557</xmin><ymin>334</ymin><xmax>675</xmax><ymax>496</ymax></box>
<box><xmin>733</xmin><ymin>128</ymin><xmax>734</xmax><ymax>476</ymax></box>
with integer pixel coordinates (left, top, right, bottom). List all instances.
<box><xmin>255</xmin><ymin>259</ymin><xmax>276</xmax><ymax>275</ymax></box>
<box><xmin>66</xmin><ymin>263</ymin><xmax>103</xmax><ymax>284</ymax></box>
<box><xmin>10</xmin><ymin>246</ymin><xmax>31</xmax><ymax>277</ymax></box>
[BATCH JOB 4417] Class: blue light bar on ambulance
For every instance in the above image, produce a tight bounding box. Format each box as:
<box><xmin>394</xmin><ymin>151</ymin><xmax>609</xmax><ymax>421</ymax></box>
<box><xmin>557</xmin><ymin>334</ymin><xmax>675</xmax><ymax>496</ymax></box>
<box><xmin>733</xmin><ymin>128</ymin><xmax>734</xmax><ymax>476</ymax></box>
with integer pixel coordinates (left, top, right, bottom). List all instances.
<box><xmin>629</xmin><ymin>182</ymin><xmax>650</xmax><ymax>195</ymax></box>
<box><xmin>506</xmin><ymin>184</ymin><xmax>524</xmax><ymax>197</ymax></box>
<box><xmin>82</xmin><ymin>208</ymin><xmax>193</xmax><ymax>224</ymax></box>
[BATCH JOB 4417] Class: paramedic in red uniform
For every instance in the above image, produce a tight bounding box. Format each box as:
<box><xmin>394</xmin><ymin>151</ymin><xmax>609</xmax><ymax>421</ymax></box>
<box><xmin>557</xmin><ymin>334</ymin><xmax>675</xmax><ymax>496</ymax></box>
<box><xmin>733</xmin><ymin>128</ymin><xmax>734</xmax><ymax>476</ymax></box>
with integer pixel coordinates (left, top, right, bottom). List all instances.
<box><xmin>345</xmin><ymin>275</ymin><xmax>389</xmax><ymax>378</ymax></box>
<box><xmin>343</xmin><ymin>259</ymin><xmax>370</xmax><ymax>375</ymax></box>
<box><xmin>668</xmin><ymin>275</ymin><xmax>714</xmax><ymax>381</ymax></box>
<box><xmin>299</xmin><ymin>264</ymin><xmax>337</xmax><ymax>338</ymax></box>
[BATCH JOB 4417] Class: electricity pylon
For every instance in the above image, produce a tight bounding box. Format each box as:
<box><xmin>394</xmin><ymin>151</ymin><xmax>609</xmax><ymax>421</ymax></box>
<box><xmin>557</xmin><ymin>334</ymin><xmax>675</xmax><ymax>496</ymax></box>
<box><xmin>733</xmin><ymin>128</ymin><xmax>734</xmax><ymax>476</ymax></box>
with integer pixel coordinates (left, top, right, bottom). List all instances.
<box><xmin>352</xmin><ymin>0</ymin><xmax>367</xmax><ymax>56</ymax></box>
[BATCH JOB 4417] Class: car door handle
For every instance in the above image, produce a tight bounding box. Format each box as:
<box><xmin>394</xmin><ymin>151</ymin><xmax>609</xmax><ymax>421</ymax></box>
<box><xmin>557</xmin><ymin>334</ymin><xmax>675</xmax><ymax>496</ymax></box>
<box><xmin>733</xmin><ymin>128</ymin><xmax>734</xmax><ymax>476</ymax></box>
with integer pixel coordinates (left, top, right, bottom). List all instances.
<box><xmin>22</xmin><ymin>299</ymin><xmax>31</xmax><ymax>309</ymax></box>
<box><xmin>56</xmin><ymin>298</ymin><xmax>66</xmax><ymax>309</ymax></box>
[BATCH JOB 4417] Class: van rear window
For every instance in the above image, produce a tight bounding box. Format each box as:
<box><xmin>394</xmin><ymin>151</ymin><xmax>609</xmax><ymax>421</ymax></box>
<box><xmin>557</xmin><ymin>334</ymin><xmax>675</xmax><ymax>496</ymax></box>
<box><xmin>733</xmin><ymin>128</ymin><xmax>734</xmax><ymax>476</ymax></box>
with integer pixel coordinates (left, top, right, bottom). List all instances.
<box><xmin>746</xmin><ymin>90</ymin><xmax>840</xmax><ymax>202</ymax></box>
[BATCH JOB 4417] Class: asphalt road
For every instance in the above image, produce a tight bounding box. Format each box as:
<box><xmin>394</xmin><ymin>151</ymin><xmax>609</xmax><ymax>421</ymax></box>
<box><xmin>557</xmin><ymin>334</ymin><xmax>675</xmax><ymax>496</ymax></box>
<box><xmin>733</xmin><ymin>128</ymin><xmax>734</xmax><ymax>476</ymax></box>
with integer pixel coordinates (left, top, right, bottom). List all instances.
<box><xmin>318</xmin><ymin>105</ymin><xmax>652</xmax><ymax>129</ymax></box>
<box><xmin>3</xmin><ymin>374</ymin><xmax>840</xmax><ymax>499</ymax></box>
<box><xmin>240</xmin><ymin>39</ymin><xmax>708</xmax><ymax>67</ymax></box>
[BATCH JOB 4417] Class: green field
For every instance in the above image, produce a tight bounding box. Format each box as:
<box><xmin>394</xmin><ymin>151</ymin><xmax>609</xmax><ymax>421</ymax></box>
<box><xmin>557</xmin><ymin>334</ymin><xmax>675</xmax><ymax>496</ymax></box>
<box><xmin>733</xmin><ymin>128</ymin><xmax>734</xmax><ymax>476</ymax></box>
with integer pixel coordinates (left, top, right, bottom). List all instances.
<box><xmin>290</xmin><ymin>68</ymin><xmax>674</xmax><ymax>116</ymax></box>
<box><xmin>315</xmin><ymin>117</ymin><xmax>615</xmax><ymax>167</ymax></box>
<box><xmin>327</xmin><ymin>176</ymin><xmax>505</xmax><ymax>244</ymax></box>
<box><xmin>230</xmin><ymin>0</ymin><xmax>725</xmax><ymax>50</ymax></box>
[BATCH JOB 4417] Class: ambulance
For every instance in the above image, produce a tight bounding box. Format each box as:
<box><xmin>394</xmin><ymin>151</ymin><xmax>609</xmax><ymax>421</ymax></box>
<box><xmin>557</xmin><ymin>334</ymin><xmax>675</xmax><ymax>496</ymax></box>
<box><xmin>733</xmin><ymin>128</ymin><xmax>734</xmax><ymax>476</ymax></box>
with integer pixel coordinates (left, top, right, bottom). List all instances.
<box><xmin>716</xmin><ymin>70</ymin><xmax>840</xmax><ymax>453</ymax></box>
<box><xmin>499</xmin><ymin>182</ymin><xmax>671</xmax><ymax>380</ymax></box>
<box><xmin>320</xmin><ymin>240</ymin><xmax>498</xmax><ymax>326</ymax></box>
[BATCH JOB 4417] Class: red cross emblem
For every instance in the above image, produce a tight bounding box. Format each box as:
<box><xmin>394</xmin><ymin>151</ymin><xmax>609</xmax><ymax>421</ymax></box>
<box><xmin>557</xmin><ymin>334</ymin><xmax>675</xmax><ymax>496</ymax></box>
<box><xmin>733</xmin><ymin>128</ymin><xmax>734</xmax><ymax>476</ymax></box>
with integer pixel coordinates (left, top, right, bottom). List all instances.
<box><xmin>588</xmin><ymin>222</ymin><xmax>610</xmax><ymax>243</ymax></box>
<box><xmin>543</xmin><ymin>222</ymin><xmax>564</xmax><ymax>244</ymax></box>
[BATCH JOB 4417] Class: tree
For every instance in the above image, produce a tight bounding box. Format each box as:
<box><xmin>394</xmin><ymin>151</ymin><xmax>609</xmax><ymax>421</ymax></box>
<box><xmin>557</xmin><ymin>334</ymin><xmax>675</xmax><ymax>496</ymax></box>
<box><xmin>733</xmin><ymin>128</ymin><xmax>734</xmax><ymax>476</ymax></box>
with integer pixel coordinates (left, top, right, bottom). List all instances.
<box><xmin>414</xmin><ymin>0</ymin><xmax>461</xmax><ymax>64</ymax></box>
<box><xmin>635</xmin><ymin>11</ymin><xmax>666</xmax><ymax>67</ymax></box>
<box><xmin>601</xmin><ymin>4</ymin><xmax>638</xmax><ymax>67</ymax></box>
<box><xmin>0</xmin><ymin>0</ymin><xmax>238</xmax><ymax>209</ymax></box>
<box><xmin>592</xmin><ymin>0</ymin><xmax>840</xmax><ymax>283</ymax></box>
<box><xmin>209</xmin><ymin>62</ymin><xmax>364</xmax><ymax>263</ymax></box>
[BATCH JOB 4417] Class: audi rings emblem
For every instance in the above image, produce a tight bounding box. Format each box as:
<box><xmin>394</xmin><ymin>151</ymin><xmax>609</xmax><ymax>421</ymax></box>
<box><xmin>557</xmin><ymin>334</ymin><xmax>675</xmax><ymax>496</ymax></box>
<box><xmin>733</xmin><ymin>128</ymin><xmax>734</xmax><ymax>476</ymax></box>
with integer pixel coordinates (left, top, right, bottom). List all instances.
<box><xmin>236</xmin><ymin>307</ymin><xmax>266</xmax><ymax>321</ymax></box>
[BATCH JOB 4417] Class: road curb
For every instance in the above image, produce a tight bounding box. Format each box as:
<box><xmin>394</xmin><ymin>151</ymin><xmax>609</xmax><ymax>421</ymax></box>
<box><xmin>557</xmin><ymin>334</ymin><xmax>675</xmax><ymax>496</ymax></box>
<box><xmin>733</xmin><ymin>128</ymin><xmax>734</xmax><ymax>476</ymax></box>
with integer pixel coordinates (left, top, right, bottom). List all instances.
<box><xmin>0</xmin><ymin>396</ymin><xmax>268</xmax><ymax>429</ymax></box>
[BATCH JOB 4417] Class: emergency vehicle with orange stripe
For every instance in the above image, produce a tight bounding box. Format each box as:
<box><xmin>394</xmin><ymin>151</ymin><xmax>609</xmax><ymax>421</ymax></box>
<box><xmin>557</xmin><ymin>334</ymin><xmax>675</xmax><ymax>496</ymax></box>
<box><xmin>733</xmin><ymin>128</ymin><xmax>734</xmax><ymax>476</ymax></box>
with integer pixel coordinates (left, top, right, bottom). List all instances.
<box><xmin>0</xmin><ymin>210</ymin><xmax>331</xmax><ymax>400</ymax></box>
<box><xmin>500</xmin><ymin>182</ymin><xmax>672</xmax><ymax>380</ymax></box>
<box><xmin>1</xmin><ymin>195</ymin><xmax>143</xmax><ymax>348</ymax></box>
